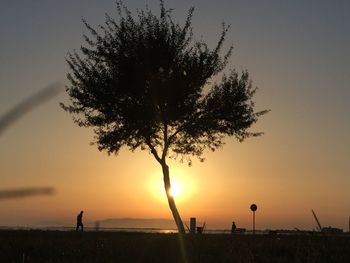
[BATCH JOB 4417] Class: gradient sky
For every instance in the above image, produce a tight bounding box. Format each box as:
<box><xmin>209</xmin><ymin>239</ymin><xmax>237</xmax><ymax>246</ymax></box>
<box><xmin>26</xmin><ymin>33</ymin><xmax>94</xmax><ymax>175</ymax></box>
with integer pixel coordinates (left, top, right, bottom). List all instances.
<box><xmin>0</xmin><ymin>0</ymin><xmax>349</xmax><ymax>230</ymax></box>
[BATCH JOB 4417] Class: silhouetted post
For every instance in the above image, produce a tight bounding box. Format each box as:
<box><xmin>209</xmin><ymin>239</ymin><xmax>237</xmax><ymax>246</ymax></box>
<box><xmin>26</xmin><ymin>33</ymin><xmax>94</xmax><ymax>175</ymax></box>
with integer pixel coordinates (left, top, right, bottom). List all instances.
<box><xmin>190</xmin><ymin>217</ymin><xmax>196</xmax><ymax>234</ymax></box>
<box><xmin>250</xmin><ymin>204</ymin><xmax>257</xmax><ymax>234</ymax></box>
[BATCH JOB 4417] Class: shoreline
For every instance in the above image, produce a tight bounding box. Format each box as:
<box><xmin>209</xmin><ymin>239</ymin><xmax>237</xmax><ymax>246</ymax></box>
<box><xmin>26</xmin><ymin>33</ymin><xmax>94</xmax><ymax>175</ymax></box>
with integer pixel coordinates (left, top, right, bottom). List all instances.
<box><xmin>1</xmin><ymin>226</ymin><xmax>348</xmax><ymax>236</ymax></box>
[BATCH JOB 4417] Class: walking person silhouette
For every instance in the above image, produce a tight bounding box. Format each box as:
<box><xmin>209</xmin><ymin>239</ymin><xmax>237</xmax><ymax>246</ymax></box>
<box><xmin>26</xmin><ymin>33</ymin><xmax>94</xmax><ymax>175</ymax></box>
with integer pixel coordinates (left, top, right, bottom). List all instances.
<box><xmin>76</xmin><ymin>210</ymin><xmax>84</xmax><ymax>231</ymax></box>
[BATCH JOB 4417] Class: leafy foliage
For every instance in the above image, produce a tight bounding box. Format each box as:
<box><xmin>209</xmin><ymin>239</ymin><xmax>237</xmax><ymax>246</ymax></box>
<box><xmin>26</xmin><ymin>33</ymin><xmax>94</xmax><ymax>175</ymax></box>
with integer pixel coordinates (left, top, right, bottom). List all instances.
<box><xmin>62</xmin><ymin>0</ymin><xmax>268</xmax><ymax>165</ymax></box>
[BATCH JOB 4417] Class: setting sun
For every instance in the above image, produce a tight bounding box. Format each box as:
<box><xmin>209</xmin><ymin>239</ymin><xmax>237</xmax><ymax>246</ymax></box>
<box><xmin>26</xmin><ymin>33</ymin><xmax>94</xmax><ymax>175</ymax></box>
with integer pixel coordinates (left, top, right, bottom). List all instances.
<box><xmin>168</xmin><ymin>180</ymin><xmax>181</xmax><ymax>198</ymax></box>
<box><xmin>146</xmin><ymin>166</ymin><xmax>197</xmax><ymax>204</ymax></box>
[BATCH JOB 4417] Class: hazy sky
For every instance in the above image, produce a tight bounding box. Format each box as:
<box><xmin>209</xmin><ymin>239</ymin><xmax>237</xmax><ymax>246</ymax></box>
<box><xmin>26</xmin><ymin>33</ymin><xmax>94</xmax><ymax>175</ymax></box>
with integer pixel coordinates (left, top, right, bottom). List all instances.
<box><xmin>0</xmin><ymin>0</ymin><xmax>349</xmax><ymax>230</ymax></box>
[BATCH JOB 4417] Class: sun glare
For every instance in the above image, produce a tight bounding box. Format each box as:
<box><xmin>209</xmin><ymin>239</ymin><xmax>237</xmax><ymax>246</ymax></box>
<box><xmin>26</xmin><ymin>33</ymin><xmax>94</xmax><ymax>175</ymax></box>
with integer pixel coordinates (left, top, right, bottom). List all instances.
<box><xmin>168</xmin><ymin>180</ymin><xmax>182</xmax><ymax>197</ymax></box>
<box><xmin>147</xmin><ymin>167</ymin><xmax>196</xmax><ymax>204</ymax></box>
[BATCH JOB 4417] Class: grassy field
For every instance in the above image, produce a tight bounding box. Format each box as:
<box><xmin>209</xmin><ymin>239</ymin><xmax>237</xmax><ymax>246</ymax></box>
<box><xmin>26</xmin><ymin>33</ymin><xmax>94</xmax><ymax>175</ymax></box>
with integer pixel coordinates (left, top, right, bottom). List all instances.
<box><xmin>0</xmin><ymin>230</ymin><xmax>349</xmax><ymax>262</ymax></box>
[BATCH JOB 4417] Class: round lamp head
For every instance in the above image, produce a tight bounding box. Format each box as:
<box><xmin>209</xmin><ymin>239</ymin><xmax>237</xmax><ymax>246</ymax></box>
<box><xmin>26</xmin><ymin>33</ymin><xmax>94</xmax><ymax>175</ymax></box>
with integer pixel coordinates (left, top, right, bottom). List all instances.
<box><xmin>250</xmin><ymin>204</ymin><xmax>257</xmax><ymax>212</ymax></box>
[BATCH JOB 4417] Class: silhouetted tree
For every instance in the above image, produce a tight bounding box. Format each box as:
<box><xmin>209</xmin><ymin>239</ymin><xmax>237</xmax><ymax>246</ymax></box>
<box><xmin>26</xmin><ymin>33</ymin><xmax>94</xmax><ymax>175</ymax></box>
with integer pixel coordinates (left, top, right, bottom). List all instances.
<box><xmin>62</xmin><ymin>1</ymin><xmax>268</xmax><ymax>234</ymax></box>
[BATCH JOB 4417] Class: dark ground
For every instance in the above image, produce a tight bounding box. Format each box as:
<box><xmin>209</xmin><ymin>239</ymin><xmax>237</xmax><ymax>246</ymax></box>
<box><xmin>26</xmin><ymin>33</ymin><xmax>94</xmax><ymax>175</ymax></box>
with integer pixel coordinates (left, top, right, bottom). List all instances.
<box><xmin>0</xmin><ymin>230</ymin><xmax>349</xmax><ymax>263</ymax></box>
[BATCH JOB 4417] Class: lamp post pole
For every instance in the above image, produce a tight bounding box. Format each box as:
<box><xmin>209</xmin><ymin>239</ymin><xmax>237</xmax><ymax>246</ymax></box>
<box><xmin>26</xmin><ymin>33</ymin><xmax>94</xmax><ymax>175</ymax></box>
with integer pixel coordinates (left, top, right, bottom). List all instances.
<box><xmin>250</xmin><ymin>204</ymin><xmax>257</xmax><ymax>235</ymax></box>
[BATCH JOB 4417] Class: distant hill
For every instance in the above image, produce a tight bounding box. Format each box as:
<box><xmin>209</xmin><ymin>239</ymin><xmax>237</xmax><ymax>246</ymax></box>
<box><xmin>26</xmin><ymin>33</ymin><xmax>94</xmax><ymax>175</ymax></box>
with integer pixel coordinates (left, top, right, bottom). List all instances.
<box><xmin>96</xmin><ymin>218</ymin><xmax>177</xmax><ymax>229</ymax></box>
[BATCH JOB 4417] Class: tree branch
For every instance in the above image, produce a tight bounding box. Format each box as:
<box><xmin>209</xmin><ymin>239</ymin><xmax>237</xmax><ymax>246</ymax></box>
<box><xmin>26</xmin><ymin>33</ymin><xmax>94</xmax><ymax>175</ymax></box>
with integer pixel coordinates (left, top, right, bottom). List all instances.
<box><xmin>146</xmin><ymin>138</ymin><xmax>162</xmax><ymax>163</ymax></box>
<box><xmin>168</xmin><ymin>126</ymin><xmax>182</xmax><ymax>144</ymax></box>
<box><xmin>168</xmin><ymin>110</ymin><xmax>201</xmax><ymax>144</ymax></box>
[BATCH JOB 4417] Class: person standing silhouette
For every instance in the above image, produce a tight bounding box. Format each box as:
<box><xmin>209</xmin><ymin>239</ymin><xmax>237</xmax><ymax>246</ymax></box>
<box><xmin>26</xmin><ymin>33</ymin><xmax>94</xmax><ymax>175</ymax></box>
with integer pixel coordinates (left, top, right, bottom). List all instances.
<box><xmin>231</xmin><ymin>221</ymin><xmax>236</xmax><ymax>234</ymax></box>
<box><xmin>76</xmin><ymin>210</ymin><xmax>84</xmax><ymax>231</ymax></box>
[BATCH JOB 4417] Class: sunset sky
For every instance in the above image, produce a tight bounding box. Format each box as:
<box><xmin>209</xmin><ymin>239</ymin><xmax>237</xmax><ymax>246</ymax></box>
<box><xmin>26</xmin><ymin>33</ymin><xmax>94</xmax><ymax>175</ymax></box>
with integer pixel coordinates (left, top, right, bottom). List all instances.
<box><xmin>0</xmin><ymin>0</ymin><xmax>349</xmax><ymax>230</ymax></box>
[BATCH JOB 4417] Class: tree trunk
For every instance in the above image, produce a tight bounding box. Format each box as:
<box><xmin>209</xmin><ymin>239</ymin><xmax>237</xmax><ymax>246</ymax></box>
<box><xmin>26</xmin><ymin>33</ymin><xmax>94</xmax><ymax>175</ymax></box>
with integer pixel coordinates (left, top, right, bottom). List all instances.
<box><xmin>161</xmin><ymin>162</ymin><xmax>186</xmax><ymax>234</ymax></box>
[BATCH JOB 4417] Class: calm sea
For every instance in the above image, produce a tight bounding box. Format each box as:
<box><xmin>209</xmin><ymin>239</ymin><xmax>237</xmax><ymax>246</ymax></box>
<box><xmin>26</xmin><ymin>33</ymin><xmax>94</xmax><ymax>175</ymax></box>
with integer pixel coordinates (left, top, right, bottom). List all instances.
<box><xmin>0</xmin><ymin>225</ymin><xmax>239</xmax><ymax>234</ymax></box>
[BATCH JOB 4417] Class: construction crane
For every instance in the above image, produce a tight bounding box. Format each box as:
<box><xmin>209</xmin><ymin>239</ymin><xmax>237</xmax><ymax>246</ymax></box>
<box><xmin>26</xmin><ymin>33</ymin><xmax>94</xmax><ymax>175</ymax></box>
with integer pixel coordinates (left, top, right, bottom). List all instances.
<box><xmin>311</xmin><ymin>209</ymin><xmax>343</xmax><ymax>234</ymax></box>
<box><xmin>311</xmin><ymin>209</ymin><xmax>322</xmax><ymax>232</ymax></box>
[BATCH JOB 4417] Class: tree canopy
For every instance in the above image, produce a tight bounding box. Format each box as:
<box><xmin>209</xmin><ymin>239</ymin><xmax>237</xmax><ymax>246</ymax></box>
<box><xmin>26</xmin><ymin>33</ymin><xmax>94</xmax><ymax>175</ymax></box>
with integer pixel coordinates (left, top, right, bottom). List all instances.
<box><xmin>62</xmin><ymin>1</ymin><xmax>267</xmax><ymax>165</ymax></box>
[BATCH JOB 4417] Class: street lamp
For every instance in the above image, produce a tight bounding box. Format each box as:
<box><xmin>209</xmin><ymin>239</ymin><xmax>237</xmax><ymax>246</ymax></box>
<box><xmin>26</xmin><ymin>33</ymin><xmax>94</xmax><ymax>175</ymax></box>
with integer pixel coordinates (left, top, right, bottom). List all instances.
<box><xmin>250</xmin><ymin>204</ymin><xmax>257</xmax><ymax>234</ymax></box>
